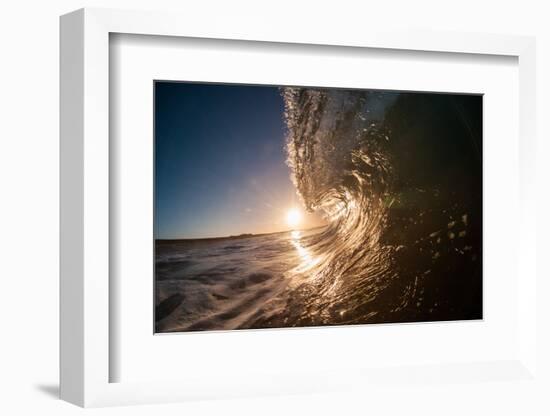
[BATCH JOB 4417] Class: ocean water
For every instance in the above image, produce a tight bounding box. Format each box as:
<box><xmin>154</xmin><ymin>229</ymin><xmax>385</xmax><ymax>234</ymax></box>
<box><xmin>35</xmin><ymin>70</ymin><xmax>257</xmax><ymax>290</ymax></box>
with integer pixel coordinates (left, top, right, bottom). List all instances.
<box><xmin>155</xmin><ymin>88</ymin><xmax>482</xmax><ymax>333</ymax></box>
<box><xmin>156</xmin><ymin>228</ymin><xmax>326</xmax><ymax>332</ymax></box>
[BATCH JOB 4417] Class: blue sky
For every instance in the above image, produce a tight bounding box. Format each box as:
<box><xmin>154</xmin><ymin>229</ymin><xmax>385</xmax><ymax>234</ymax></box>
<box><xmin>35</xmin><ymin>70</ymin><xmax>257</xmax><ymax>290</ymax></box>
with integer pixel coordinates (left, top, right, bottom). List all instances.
<box><xmin>154</xmin><ymin>82</ymin><xmax>324</xmax><ymax>239</ymax></box>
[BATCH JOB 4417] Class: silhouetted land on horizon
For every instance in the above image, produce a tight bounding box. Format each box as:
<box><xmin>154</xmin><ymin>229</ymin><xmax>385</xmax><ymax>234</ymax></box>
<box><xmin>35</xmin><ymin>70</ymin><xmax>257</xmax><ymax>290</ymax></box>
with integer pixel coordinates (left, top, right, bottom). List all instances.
<box><xmin>156</xmin><ymin>225</ymin><xmax>326</xmax><ymax>243</ymax></box>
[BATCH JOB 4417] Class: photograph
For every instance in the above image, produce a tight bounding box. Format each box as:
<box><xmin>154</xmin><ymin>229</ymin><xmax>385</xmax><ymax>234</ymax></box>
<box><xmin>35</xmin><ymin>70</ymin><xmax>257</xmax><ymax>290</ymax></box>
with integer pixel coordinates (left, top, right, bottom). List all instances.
<box><xmin>154</xmin><ymin>81</ymin><xmax>483</xmax><ymax>333</ymax></box>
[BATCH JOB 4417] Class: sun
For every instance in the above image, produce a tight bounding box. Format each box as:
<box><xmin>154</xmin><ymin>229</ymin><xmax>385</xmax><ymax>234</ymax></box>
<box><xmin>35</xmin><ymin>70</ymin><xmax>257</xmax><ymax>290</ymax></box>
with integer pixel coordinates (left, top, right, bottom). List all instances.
<box><xmin>286</xmin><ymin>208</ymin><xmax>302</xmax><ymax>229</ymax></box>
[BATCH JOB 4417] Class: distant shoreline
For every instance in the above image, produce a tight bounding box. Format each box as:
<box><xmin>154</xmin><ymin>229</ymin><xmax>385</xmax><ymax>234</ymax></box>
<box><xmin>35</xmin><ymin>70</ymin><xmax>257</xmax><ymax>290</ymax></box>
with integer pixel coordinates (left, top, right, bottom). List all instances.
<box><xmin>156</xmin><ymin>225</ymin><xmax>326</xmax><ymax>243</ymax></box>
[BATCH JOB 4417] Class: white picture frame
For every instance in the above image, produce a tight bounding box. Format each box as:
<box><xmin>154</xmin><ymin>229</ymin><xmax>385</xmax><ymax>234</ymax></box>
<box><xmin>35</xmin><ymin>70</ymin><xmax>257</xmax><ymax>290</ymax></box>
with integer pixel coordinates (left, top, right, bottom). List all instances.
<box><xmin>60</xmin><ymin>7</ymin><xmax>537</xmax><ymax>407</ymax></box>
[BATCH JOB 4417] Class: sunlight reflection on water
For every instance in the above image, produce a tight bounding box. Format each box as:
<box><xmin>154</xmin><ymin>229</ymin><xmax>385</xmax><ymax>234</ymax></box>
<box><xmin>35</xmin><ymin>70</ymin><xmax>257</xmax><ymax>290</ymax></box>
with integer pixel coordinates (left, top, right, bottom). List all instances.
<box><xmin>290</xmin><ymin>230</ymin><xmax>320</xmax><ymax>273</ymax></box>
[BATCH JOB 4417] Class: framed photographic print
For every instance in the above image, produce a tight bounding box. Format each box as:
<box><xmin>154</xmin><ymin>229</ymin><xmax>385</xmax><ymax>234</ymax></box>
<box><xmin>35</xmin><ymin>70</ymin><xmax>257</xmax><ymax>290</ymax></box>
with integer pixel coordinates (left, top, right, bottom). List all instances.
<box><xmin>60</xmin><ymin>8</ymin><xmax>538</xmax><ymax>408</ymax></box>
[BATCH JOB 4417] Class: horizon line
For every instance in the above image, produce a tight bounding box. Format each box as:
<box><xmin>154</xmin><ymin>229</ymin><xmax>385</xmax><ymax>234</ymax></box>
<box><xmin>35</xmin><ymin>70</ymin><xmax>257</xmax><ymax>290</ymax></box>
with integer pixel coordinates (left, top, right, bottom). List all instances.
<box><xmin>155</xmin><ymin>224</ymin><xmax>327</xmax><ymax>242</ymax></box>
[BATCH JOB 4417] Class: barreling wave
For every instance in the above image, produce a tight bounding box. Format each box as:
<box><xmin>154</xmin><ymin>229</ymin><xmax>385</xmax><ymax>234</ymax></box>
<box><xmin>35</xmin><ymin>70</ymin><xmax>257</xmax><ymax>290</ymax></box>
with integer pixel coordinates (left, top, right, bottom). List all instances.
<box><xmin>281</xmin><ymin>88</ymin><xmax>401</xmax><ymax>323</ymax></box>
<box><xmin>279</xmin><ymin>87</ymin><xmax>483</xmax><ymax>325</ymax></box>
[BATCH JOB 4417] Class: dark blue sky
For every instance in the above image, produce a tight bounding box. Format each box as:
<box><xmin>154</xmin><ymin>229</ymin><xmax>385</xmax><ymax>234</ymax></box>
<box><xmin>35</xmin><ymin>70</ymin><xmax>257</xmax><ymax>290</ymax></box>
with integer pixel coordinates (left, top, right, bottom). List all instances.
<box><xmin>155</xmin><ymin>82</ymin><xmax>323</xmax><ymax>239</ymax></box>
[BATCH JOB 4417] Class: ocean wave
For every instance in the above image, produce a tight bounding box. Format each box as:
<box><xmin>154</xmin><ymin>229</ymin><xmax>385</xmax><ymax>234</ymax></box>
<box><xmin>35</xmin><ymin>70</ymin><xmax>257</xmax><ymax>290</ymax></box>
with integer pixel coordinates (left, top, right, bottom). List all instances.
<box><xmin>280</xmin><ymin>87</ymin><xmax>482</xmax><ymax>325</ymax></box>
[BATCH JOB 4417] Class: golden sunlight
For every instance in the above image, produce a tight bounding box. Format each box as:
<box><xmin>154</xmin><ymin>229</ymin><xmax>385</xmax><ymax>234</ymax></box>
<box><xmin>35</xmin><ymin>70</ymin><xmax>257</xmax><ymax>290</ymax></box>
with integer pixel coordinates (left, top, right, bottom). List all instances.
<box><xmin>286</xmin><ymin>208</ymin><xmax>302</xmax><ymax>229</ymax></box>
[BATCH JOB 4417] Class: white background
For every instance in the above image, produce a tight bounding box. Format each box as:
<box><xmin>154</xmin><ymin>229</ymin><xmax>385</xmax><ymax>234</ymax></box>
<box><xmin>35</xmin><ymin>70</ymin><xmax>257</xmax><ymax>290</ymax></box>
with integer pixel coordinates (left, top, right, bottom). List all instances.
<box><xmin>1</xmin><ymin>0</ymin><xmax>549</xmax><ymax>415</ymax></box>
